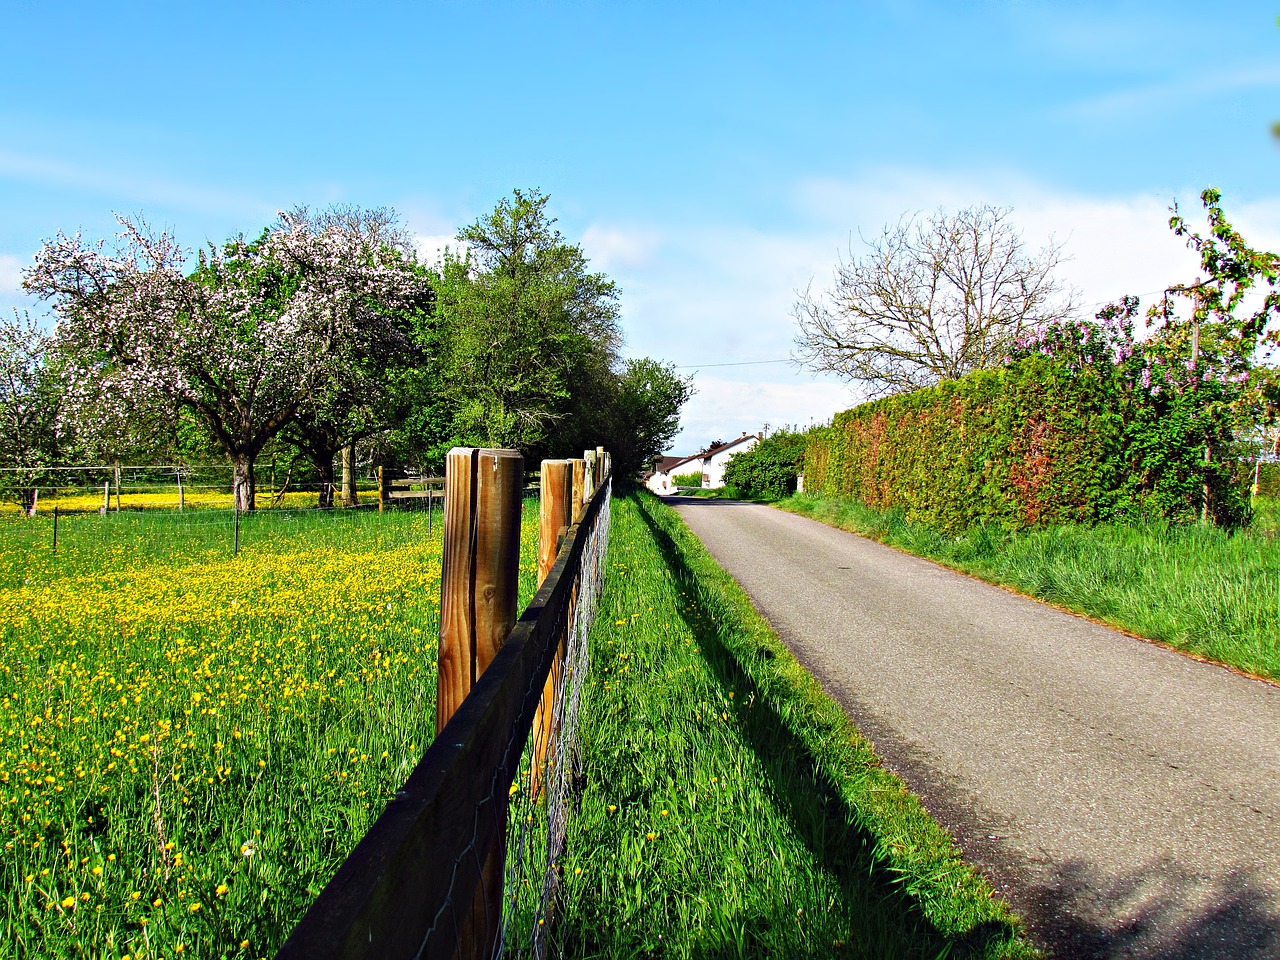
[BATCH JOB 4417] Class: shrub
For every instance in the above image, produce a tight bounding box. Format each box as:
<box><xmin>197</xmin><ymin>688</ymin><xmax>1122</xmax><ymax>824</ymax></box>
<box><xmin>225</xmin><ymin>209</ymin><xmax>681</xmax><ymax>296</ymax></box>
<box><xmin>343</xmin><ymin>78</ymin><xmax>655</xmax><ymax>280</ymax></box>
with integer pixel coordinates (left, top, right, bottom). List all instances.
<box><xmin>804</xmin><ymin>301</ymin><xmax>1255</xmax><ymax>531</ymax></box>
<box><xmin>723</xmin><ymin>430</ymin><xmax>807</xmax><ymax>500</ymax></box>
<box><xmin>669</xmin><ymin>470</ymin><xmax>703</xmax><ymax>488</ymax></box>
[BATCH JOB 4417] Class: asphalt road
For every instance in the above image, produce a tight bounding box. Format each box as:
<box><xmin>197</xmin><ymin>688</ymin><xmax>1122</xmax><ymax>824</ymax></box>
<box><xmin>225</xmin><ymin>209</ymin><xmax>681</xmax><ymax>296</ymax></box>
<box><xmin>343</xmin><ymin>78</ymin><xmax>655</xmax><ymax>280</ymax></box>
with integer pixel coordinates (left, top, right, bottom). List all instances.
<box><xmin>668</xmin><ymin>496</ymin><xmax>1280</xmax><ymax>960</ymax></box>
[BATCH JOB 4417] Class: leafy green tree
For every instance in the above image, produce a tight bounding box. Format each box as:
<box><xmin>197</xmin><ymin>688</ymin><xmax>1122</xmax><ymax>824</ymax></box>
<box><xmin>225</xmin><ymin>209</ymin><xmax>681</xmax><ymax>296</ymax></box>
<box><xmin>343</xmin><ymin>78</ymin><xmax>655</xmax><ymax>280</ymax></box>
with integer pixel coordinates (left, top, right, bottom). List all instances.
<box><xmin>594</xmin><ymin>357</ymin><xmax>694</xmax><ymax>480</ymax></box>
<box><xmin>428</xmin><ymin>189</ymin><xmax>622</xmax><ymax>455</ymax></box>
<box><xmin>723</xmin><ymin>429</ymin><xmax>807</xmax><ymax>500</ymax></box>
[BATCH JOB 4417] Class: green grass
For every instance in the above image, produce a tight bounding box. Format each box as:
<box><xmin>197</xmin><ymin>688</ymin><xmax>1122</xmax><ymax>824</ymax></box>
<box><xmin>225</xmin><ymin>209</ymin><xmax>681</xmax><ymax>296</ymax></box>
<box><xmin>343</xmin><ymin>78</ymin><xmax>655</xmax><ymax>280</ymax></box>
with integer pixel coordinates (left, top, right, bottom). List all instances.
<box><xmin>0</xmin><ymin>504</ymin><xmax>539</xmax><ymax>960</ymax></box>
<box><xmin>552</xmin><ymin>492</ymin><xmax>1036</xmax><ymax>959</ymax></box>
<box><xmin>780</xmin><ymin>492</ymin><xmax>1280</xmax><ymax>682</ymax></box>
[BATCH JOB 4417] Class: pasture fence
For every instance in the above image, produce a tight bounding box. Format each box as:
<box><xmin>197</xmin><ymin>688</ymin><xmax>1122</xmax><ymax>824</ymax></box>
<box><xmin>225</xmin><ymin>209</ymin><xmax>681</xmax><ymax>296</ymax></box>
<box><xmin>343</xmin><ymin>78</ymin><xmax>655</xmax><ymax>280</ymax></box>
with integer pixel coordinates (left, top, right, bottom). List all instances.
<box><xmin>0</xmin><ymin>462</ymin><xmax>540</xmax><ymax>557</ymax></box>
<box><xmin>277</xmin><ymin>446</ymin><xmax>612</xmax><ymax>960</ymax></box>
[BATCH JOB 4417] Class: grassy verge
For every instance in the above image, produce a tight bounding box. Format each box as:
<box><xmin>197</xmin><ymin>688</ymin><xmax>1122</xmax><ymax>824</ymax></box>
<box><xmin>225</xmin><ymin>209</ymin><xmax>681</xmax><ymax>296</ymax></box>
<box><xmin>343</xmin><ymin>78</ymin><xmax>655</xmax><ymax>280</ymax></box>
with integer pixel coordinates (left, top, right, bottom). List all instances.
<box><xmin>0</xmin><ymin>504</ymin><xmax>539</xmax><ymax>960</ymax></box>
<box><xmin>779</xmin><ymin>492</ymin><xmax>1280</xmax><ymax>683</ymax></box>
<box><xmin>553</xmin><ymin>491</ymin><xmax>1036</xmax><ymax>959</ymax></box>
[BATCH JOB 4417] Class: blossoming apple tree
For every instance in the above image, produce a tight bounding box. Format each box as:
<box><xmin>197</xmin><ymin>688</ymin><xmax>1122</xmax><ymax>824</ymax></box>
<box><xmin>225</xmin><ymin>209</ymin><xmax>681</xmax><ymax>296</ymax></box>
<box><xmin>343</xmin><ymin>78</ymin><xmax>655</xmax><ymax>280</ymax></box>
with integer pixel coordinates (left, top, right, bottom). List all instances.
<box><xmin>24</xmin><ymin>210</ymin><xmax>431</xmax><ymax>511</ymax></box>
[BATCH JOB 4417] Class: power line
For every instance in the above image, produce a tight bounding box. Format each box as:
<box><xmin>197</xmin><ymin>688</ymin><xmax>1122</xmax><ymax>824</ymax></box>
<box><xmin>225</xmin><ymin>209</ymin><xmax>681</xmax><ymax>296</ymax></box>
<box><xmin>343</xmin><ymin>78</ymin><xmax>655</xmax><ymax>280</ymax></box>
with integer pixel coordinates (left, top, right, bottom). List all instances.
<box><xmin>672</xmin><ymin>358</ymin><xmax>792</xmax><ymax>369</ymax></box>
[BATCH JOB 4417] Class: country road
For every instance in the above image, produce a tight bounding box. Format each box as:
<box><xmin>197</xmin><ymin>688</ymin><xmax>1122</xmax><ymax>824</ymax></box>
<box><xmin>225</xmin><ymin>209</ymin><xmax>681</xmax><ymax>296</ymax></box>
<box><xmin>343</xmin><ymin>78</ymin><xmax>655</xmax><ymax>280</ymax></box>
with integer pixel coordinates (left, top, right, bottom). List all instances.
<box><xmin>668</xmin><ymin>496</ymin><xmax>1280</xmax><ymax>960</ymax></box>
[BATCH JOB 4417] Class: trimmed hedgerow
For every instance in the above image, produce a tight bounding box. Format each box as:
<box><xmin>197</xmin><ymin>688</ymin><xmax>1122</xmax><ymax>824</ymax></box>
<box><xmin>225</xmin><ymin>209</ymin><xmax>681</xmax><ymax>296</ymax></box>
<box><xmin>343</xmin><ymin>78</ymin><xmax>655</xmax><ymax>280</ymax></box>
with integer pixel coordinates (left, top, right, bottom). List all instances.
<box><xmin>805</xmin><ymin>307</ymin><xmax>1255</xmax><ymax>531</ymax></box>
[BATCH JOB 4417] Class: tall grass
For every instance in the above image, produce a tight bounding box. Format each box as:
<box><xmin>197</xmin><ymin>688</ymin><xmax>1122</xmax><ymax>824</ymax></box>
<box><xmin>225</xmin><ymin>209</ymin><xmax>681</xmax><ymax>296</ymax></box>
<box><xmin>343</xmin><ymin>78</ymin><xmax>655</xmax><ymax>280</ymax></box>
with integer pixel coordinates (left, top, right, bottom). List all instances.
<box><xmin>0</xmin><ymin>505</ymin><xmax>539</xmax><ymax>960</ymax></box>
<box><xmin>781</xmin><ymin>493</ymin><xmax>1280</xmax><ymax>682</ymax></box>
<box><xmin>554</xmin><ymin>492</ymin><xmax>1036</xmax><ymax>959</ymax></box>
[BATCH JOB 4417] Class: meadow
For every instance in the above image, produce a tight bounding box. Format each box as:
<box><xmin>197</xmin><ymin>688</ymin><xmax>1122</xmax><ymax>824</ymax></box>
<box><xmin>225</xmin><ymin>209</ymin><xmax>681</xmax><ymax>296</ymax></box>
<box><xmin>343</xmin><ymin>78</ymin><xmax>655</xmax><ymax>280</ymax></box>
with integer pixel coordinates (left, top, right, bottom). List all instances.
<box><xmin>0</xmin><ymin>504</ymin><xmax>536</xmax><ymax>960</ymax></box>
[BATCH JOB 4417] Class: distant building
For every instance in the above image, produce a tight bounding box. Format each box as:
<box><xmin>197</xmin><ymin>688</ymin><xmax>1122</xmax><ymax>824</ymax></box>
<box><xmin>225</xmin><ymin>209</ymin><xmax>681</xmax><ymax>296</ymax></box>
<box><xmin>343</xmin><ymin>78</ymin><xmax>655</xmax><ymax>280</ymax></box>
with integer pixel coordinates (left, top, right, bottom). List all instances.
<box><xmin>699</xmin><ymin>433</ymin><xmax>760</xmax><ymax>489</ymax></box>
<box><xmin>645</xmin><ymin>453</ymin><xmax>702</xmax><ymax>496</ymax></box>
<box><xmin>645</xmin><ymin>432</ymin><xmax>762</xmax><ymax>495</ymax></box>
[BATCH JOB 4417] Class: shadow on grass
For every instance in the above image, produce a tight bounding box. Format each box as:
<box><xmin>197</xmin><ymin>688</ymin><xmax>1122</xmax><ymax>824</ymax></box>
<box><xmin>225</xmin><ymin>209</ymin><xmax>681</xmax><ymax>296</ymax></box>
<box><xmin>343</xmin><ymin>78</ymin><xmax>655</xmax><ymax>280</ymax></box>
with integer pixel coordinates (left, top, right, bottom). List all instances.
<box><xmin>630</xmin><ymin>493</ymin><xmax>1021</xmax><ymax>960</ymax></box>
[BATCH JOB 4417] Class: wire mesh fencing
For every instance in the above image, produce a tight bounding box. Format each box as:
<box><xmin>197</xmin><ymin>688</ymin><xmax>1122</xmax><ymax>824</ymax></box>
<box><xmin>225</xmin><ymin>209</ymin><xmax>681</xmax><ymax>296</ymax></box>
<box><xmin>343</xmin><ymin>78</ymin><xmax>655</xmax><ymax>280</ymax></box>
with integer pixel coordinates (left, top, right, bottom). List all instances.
<box><xmin>276</xmin><ymin>456</ymin><xmax>612</xmax><ymax>960</ymax></box>
<box><xmin>500</xmin><ymin>478</ymin><xmax>611</xmax><ymax>958</ymax></box>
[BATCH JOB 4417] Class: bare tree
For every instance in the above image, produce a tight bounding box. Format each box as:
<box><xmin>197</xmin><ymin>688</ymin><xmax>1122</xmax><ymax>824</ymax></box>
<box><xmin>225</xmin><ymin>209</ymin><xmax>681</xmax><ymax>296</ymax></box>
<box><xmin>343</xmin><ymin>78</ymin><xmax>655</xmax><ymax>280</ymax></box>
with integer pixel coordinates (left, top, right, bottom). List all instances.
<box><xmin>793</xmin><ymin>204</ymin><xmax>1077</xmax><ymax>396</ymax></box>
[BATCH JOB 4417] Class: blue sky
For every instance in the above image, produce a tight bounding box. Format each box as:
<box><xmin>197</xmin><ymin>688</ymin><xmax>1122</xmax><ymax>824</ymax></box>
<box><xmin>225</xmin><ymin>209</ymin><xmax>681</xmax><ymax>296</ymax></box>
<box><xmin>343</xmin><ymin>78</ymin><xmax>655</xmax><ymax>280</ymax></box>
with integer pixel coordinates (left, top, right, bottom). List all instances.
<box><xmin>4</xmin><ymin>1</ymin><xmax>1279</xmax><ymax>453</ymax></box>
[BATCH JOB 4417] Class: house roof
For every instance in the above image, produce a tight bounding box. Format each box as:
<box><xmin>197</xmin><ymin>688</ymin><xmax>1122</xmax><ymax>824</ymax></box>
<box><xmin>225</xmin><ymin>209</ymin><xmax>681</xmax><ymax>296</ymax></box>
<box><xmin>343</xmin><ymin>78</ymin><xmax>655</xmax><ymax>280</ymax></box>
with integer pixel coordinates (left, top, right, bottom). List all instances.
<box><xmin>702</xmin><ymin>432</ymin><xmax>760</xmax><ymax>459</ymax></box>
<box><xmin>654</xmin><ymin>433</ymin><xmax>762</xmax><ymax>475</ymax></box>
<box><xmin>652</xmin><ymin>456</ymin><xmax>685</xmax><ymax>474</ymax></box>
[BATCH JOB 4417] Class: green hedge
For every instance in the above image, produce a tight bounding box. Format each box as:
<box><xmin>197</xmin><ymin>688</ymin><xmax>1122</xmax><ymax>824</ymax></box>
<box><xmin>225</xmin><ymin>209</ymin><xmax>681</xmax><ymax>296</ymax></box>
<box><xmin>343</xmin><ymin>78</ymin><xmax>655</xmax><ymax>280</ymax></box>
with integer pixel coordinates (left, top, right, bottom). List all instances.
<box><xmin>804</xmin><ymin>354</ymin><xmax>1252</xmax><ymax>531</ymax></box>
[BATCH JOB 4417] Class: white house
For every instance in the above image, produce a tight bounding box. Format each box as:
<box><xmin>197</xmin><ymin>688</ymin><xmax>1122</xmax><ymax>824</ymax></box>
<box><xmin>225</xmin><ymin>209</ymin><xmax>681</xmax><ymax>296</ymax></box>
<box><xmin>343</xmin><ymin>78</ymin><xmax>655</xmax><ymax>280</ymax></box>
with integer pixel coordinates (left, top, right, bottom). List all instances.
<box><xmin>699</xmin><ymin>433</ymin><xmax>760</xmax><ymax>489</ymax></box>
<box><xmin>645</xmin><ymin>453</ymin><xmax>701</xmax><ymax>495</ymax></box>
<box><xmin>645</xmin><ymin>433</ymin><xmax>762</xmax><ymax>494</ymax></box>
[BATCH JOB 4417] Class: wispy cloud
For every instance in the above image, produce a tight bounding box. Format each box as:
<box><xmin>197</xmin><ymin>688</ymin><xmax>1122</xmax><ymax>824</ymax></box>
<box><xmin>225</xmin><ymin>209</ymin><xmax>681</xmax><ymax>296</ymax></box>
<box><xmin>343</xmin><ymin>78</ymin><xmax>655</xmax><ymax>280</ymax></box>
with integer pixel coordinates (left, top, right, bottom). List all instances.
<box><xmin>0</xmin><ymin>149</ymin><xmax>272</xmax><ymax>220</ymax></box>
<box><xmin>1057</xmin><ymin>65</ymin><xmax>1280</xmax><ymax>122</ymax></box>
<box><xmin>580</xmin><ymin>224</ymin><xmax>663</xmax><ymax>271</ymax></box>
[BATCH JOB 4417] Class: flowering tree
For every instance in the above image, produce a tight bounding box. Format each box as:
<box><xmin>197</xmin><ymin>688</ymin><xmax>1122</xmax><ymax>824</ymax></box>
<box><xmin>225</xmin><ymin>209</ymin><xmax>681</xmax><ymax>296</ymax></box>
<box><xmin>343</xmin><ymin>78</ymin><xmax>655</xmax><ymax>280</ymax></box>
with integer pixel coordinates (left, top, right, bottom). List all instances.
<box><xmin>1009</xmin><ymin>189</ymin><xmax>1280</xmax><ymax>525</ymax></box>
<box><xmin>25</xmin><ymin>211</ymin><xmax>431</xmax><ymax>511</ymax></box>
<box><xmin>0</xmin><ymin>313</ymin><xmax>63</xmax><ymax>514</ymax></box>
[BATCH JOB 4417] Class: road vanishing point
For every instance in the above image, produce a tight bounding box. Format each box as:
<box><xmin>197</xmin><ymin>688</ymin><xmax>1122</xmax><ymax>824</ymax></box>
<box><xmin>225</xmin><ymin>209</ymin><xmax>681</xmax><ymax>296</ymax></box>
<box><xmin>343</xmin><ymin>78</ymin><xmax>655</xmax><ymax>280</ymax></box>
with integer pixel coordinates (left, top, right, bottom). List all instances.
<box><xmin>670</xmin><ymin>497</ymin><xmax>1280</xmax><ymax>960</ymax></box>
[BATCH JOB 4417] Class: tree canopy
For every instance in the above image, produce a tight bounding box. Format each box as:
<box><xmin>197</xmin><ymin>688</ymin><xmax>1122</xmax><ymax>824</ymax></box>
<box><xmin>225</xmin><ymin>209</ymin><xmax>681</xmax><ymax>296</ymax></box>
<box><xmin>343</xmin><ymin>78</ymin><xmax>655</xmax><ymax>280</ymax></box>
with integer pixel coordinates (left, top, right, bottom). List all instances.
<box><xmin>25</xmin><ymin>211</ymin><xmax>431</xmax><ymax>510</ymax></box>
<box><xmin>427</xmin><ymin>189</ymin><xmax>623</xmax><ymax>456</ymax></box>
<box><xmin>793</xmin><ymin>204</ymin><xmax>1076</xmax><ymax>397</ymax></box>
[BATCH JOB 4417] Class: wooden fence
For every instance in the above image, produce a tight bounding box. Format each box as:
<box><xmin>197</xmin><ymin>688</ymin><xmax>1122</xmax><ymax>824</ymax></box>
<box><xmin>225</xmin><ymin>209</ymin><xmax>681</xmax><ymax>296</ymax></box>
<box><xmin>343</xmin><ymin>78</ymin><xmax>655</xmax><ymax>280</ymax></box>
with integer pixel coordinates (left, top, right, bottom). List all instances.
<box><xmin>277</xmin><ymin>446</ymin><xmax>611</xmax><ymax>960</ymax></box>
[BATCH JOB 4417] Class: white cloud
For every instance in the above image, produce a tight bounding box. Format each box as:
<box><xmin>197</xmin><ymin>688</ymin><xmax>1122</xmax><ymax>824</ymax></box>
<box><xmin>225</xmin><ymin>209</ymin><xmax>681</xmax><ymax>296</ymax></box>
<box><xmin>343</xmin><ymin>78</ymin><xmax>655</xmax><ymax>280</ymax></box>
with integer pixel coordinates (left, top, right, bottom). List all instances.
<box><xmin>0</xmin><ymin>148</ymin><xmax>270</xmax><ymax>220</ymax></box>
<box><xmin>580</xmin><ymin>224</ymin><xmax>662</xmax><ymax>271</ymax></box>
<box><xmin>1057</xmin><ymin>65</ymin><xmax>1280</xmax><ymax>123</ymax></box>
<box><xmin>0</xmin><ymin>255</ymin><xmax>22</xmax><ymax>293</ymax></box>
<box><xmin>667</xmin><ymin>374</ymin><xmax>853</xmax><ymax>455</ymax></box>
<box><xmin>412</xmin><ymin>233</ymin><xmax>462</xmax><ymax>268</ymax></box>
<box><xmin>614</xmin><ymin>167</ymin><xmax>1280</xmax><ymax>453</ymax></box>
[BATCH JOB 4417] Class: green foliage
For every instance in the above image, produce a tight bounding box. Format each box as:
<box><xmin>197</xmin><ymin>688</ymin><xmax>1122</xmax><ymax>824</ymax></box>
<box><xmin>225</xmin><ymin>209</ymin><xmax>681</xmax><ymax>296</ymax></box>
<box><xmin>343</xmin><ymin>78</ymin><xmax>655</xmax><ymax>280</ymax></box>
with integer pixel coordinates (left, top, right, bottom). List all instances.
<box><xmin>669</xmin><ymin>470</ymin><xmax>703</xmax><ymax>487</ymax></box>
<box><xmin>805</xmin><ymin>190</ymin><xmax>1279</xmax><ymax>531</ymax></box>
<box><xmin>722</xmin><ymin>430</ymin><xmax>806</xmax><ymax>500</ymax></box>
<box><xmin>590</xmin><ymin>357</ymin><xmax>694</xmax><ymax>480</ymax></box>
<box><xmin>427</xmin><ymin>189</ymin><xmax>622</xmax><ymax>454</ymax></box>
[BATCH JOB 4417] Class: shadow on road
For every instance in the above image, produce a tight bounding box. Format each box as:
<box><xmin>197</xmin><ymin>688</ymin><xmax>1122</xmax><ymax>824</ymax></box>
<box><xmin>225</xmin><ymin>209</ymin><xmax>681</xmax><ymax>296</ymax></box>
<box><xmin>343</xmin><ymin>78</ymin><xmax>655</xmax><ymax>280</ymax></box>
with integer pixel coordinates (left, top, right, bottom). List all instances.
<box><xmin>659</xmin><ymin>495</ymin><xmax>1280</xmax><ymax>959</ymax></box>
<box><xmin>632</xmin><ymin>493</ymin><xmax>1023</xmax><ymax>958</ymax></box>
<box><xmin>1019</xmin><ymin>858</ymin><xmax>1280</xmax><ymax>960</ymax></box>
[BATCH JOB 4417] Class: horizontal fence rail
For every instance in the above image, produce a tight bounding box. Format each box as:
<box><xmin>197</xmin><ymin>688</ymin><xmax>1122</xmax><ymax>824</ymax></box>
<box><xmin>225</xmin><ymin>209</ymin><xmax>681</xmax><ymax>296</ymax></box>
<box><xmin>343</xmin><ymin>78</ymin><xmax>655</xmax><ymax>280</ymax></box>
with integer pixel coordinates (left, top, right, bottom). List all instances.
<box><xmin>277</xmin><ymin>450</ymin><xmax>611</xmax><ymax>960</ymax></box>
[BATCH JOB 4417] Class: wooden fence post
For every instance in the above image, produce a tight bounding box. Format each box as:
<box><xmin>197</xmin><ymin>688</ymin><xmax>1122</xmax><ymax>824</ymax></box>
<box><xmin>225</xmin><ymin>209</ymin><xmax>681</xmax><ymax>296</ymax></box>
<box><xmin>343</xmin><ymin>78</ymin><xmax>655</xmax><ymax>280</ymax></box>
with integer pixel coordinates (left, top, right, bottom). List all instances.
<box><xmin>377</xmin><ymin>466</ymin><xmax>385</xmax><ymax>513</ymax></box>
<box><xmin>532</xmin><ymin>461</ymin><xmax>573</xmax><ymax>796</ymax></box>
<box><xmin>437</xmin><ymin>446</ymin><xmax>523</xmax><ymax>958</ymax></box>
<box><xmin>570</xmin><ymin>458</ymin><xmax>587</xmax><ymax>524</ymax></box>
<box><xmin>341</xmin><ymin>444</ymin><xmax>358</xmax><ymax>508</ymax></box>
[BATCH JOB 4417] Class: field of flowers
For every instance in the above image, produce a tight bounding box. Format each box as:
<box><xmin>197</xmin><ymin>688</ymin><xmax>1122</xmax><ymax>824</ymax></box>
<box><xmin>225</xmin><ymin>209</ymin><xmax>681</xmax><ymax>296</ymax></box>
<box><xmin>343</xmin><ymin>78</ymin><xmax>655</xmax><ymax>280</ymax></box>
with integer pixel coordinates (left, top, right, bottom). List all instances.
<box><xmin>2</xmin><ymin>489</ymin><xmax>341</xmax><ymax>514</ymax></box>
<box><xmin>0</xmin><ymin>506</ymin><xmax>537</xmax><ymax>960</ymax></box>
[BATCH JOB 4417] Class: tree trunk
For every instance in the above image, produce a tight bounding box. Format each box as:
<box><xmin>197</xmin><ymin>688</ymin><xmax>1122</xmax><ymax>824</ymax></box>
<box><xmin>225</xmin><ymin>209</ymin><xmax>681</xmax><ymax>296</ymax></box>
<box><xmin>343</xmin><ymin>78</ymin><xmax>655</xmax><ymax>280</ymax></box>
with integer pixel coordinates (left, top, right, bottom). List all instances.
<box><xmin>341</xmin><ymin>444</ymin><xmax>358</xmax><ymax>507</ymax></box>
<box><xmin>316</xmin><ymin>458</ymin><xmax>336</xmax><ymax>509</ymax></box>
<box><xmin>232</xmin><ymin>453</ymin><xmax>256</xmax><ymax>513</ymax></box>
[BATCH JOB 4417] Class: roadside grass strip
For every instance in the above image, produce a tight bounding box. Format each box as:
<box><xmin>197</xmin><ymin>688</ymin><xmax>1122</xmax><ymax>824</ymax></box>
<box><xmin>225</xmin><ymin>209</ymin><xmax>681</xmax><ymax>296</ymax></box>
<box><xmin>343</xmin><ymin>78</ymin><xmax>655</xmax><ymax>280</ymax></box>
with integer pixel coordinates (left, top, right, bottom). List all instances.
<box><xmin>0</xmin><ymin>505</ymin><xmax>539</xmax><ymax>960</ymax></box>
<box><xmin>553</xmin><ymin>492</ymin><xmax>1036</xmax><ymax>959</ymax></box>
<box><xmin>780</xmin><ymin>493</ymin><xmax>1280</xmax><ymax>683</ymax></box>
